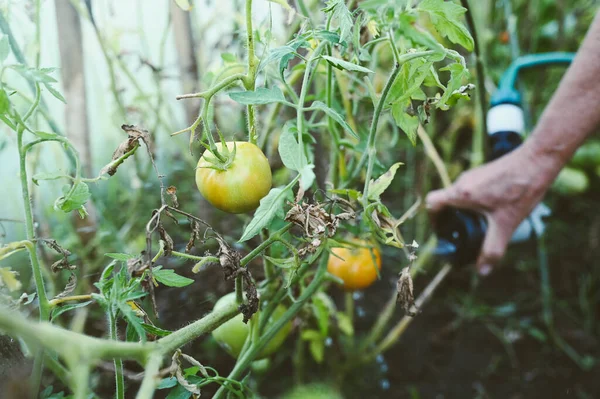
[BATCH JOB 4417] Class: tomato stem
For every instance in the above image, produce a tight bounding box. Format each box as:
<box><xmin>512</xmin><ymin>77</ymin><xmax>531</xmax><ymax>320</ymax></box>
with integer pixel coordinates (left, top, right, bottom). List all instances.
<box><xmin>244</xmin><ymin>0</ymin><xmax>258</xmax><ymax>144</ymax></box>
<box><xmin>361</xmin><ymin>50</ymin><xmax>434</xmax><ymax>207</ymax></box>
<box><xmin>296</xmin><ymin>41</ymin><xmax>328</xmax><ymax>157</ymax></box>
<box><xmin>213</xmin><ymin>257</ymin><xmax>329</xmax><ymax>399</ymax></box>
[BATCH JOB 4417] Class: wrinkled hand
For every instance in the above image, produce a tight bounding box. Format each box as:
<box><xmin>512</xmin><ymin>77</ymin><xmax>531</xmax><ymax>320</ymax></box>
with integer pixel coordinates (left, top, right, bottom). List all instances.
<box><xmin>426</xmin><ymin>145</ymin><xmax>556</xmax><ymax>275</ymax></box>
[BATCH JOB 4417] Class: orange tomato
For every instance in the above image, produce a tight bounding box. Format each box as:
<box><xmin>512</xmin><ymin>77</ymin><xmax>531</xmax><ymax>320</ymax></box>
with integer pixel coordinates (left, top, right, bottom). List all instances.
<box><xmin>327</xmin><ymin>241</ymin><xmax>381</xmax><ymax>290</ymax></box>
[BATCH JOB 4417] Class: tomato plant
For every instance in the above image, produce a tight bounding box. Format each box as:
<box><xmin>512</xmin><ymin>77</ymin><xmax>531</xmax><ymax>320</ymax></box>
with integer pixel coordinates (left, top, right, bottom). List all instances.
<box><xmin>327</xmin><ymin>241</ymin><xmax>382</xmax><ymax>291</ymax></box>
<box><xmin>212</xmin><ymin>292</ymin><xmax>292</xmax><ymax>359</ymax></box>
<box><xmin>0</xmin><ymin>0</ymin><xmax>493</xmax><ymax>396</ymax></box>
<box><xmin>196</xmin><ymin>141</ymin><xmax>272</xmax><ymax>214</ymax></box>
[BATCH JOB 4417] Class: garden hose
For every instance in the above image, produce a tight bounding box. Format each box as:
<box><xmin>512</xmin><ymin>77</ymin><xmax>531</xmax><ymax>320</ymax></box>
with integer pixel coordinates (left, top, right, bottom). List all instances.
<box><xmin>433</xmin><ymin>53</ymin><xmax>574</xmax><ymax>266</ymax></box>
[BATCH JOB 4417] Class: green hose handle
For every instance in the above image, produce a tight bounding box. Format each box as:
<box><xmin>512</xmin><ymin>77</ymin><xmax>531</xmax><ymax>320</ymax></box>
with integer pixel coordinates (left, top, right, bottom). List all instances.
<box><xmin>491</xmin><ymin>52</ymin><xmax>575</xmax><ymax>106</ymax></box>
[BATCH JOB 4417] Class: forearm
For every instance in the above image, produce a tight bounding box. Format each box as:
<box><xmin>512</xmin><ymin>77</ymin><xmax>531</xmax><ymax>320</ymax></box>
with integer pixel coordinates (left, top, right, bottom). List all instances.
<box><xmin>524</xmin><ymin>12</ymin><xmax>600</xmax><ymax>178</ymax></box>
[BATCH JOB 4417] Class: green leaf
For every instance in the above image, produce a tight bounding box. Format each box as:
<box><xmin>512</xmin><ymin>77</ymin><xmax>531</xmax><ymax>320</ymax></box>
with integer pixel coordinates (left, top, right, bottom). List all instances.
<box><xmin>44</xmin><ymin>83</ymin><xmax>66</xmax><ymax>104</ymax></box>
<box><xmin>278</xmin><ymin>123</ymin><xmax>315</xmax><ymax>190</ymax></box>
<box><xmin>336</xmin><ymin>312</ymin><xmax>354</xmax><ymax>336</ymax></box>
<box><xmin>105</xmin><ymin>253</ymin><xmax>137</xmax><ymax>261</ymax></box>
<box><xmin>267</xmin><ymin>0</ymin><xmax>291</xmax><ymax>10</ymax></box>
<box><xmin>300</xmin><ymin>329</ymin><xmax>322</xmax><ymax>341</ymax></box>
<box><xmin>221</xmin><ymin>52</ymin><xmax>236</xmax><ymax>63</ymax></box>
<box><xmin>310</xmin><ymin>100</ymin><xmax>358</xmax><ymax>139</ymax></box>
<box><xmin>32</xmin><ymin>172</ymin><xmax>68</xmax><ymax>185</ymax></box>
<box><xmin>54</xmin><ymin>182</ymin><xmax>91</xmax><ymax>214</ymax></box>
<box><xmin>13</xmin><ymin>65</ymin><xmax>58</xmax><ymax>84</ymax></box>
<box><xmin>309</xmin><ymin>338</ymin><xmax>325</xmax><ymax>364</ymax></box>
<box><xmin>229</xmin><ymin>86</ymin><xmax>286</xmax><ymax>105</ymax></box>
<box><xmin>152</xmin><ymin>268</ymin><xmax>194</xmax><ymax>287</ymax></box>
<box><xmin>368</xmin><ymin>162</ymin><xmax>403</xmax><ymax>201</ymax></box>
<box><xmin>264</xmin><ymin>256</ymin><xmax>297</xmax><ymax>269</ymax></box>
<box><xmin>397</xmin><ymin>13</ymin><xmax>445</xmax><ymax>52</ymax></box>
<box><xmin>239</xmin><ymin>187</ymin><xmax>292</xmax><ymax>242</ymax></box>
<box><xmin>328</xmin><ymin>188</ymin><xmax>362</xmax><ymax>200</ymax></box>
<box><xmin>51</xmin><ymin>301</ymin><xmax>93</xmax><ymax>321</ymax></box>
<box><xmin>417</xmin><ymin>0</ymin><xmax>474</xmax><ymax>51</ymax></box>
<box><xmin>0</xmin><ymin>35</ymin><xmax>9</xmax><ymax>62</ymax></box>
<box><xmin>278</xmin><ymin>123</ymin><xmax>307</xmax><ymax>172</ymax></box>
<box><xmin>312</xmin><ymin>293</ymin><xmax>333</xmax><ymax>337</ymax></box>
<box><xmin>322</xmin><ymin>0</ymin><xmax>353</xmax><ymax>43</ymax></box>
<box><xmin>33</xmin><ymin>131</ymin><xmax>59</xmax><ymax>140</ymax></box>
<box><xmin>166</xmin><ymin>384</ymin><xmax>192</xmax><ymax>399</ymax></box>
<box><xmin>321</xmin><ymin>55</ymin><xmax>374</xmax><ymax>74</ymax></box>
<box><xmin>298</xmin><ymin>164</ymin><xmax>316</xmax><ymax>191</ymax></box>
<box><xmin>157</xmin><ymin>377</ymin><xmax>178</xmax><ymax>390</ymax></box>
<box><xmin>388</xmin><ymin>58</ymin><xmax>433</xmax><ymax>105</ymax></box>
<box><xmin>0</xmin><ymin>88</ymin><xmax>10</xmax><ymax>116</ymax></box>
<box><xmin>141</xmin><ymin>322</ymin><xmax>172</xmax><ymax>337</ymax></box>
<box><xmin>437</xmin><ymin>62</ymin><xmax>471</xmax><ymax>110</ymax></box>
<box><xmin>313</xmin><ymin>30</ymin><xmax>342</xmax><ymax>45</ymax></box>
<box><xmin>260</xmin><ymin>46</ymin><xmax>296</xmax><ymax>70</ymax></box>
<box><xmin>118</xmin><ymin>302</ymin><xmax>147</xmax><ymax>343</ymax></box>
<box><xmin>391</xmin><ymin>100</ymin><xmax>419</xmax><ymax>145</ymax></box>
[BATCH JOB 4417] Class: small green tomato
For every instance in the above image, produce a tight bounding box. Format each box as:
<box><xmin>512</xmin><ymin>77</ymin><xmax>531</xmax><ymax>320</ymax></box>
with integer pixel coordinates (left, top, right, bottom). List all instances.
<box><xmin>211</xmin><ymin>292</ymin><xmax>292</xmax><ymax>359</ymax></box>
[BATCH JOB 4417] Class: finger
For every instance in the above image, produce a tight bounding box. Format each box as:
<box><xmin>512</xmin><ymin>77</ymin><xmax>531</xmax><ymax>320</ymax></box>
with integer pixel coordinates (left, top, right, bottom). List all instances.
<box><xmin>476</xmin><ymin>218</ymin><xmax>511</xmax><ymax>276</ymax></box>
<box><xmin>425</xmin><ymin>188</ymin><xmax>458</xmax><ymax>213</ymax></box>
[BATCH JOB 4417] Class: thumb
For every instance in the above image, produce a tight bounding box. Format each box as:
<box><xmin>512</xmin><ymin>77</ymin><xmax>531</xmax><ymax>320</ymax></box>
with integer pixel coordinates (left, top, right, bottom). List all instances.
<box><xmin>476</xmin><ymin>218</ymin><xmax>511</xmax><ymax>276</ymax></box>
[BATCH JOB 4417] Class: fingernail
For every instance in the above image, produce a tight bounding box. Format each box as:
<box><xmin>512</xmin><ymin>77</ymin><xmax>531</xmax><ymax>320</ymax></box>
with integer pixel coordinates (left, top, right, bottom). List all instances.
<box><xmin>479</xmin><ymin>264</ymin><xmax>492</xmax><ymax>276</ymax></box>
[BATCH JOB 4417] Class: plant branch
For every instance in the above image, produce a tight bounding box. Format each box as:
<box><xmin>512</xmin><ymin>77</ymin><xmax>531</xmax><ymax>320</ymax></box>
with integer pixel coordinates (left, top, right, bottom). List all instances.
<box><xmin>214</xmin><ymin>257</ymin><xmax>329</xmax><ymax>399</ymax></box>
<box><xmin>460</xmin><ymin>0</ymin><xmax>488</xmax><ymax>166</ymax></box>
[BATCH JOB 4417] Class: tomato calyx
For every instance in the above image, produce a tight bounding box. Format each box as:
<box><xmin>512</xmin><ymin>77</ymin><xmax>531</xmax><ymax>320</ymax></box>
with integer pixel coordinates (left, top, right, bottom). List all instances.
<box><xmin>198</xmin><ymin>128</ymin><xmax>238</xmax><ymax>171</ymax></box>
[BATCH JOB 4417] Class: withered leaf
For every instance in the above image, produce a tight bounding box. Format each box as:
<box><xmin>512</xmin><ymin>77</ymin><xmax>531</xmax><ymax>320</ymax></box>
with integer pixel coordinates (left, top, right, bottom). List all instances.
<box><xmin>396</xmin><ymin>267</ymin><xmax>417</xmax><ymax>317</ymax></box>
<box><xmin>157</xmin><ymin>223</ymin><xmax>174</xmax><ymax>257</ymax></box>
<box><xmin>53</xmin><ymin>273</ymin><xmax>77</xmax><ymax>299</ymax></box>
<box><xmin>166</xmin><ymin>186</ymin><xmax>179</xmax><ymax>208</ymax></box>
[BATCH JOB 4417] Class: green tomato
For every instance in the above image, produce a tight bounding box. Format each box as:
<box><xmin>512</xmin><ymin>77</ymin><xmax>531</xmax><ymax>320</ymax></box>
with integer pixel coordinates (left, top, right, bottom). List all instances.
<box><xmin>196</xmin><ymin>141</ymin><xmax>272</xmax><ymax>214</ymax></box>
<box><xmin>211</xmin><ymin>292</ymin><xmax>292</xmax><ymax>359</ymax></box>
<box><xmin>552</xmin><ymin>167</ymin><xmax>589</xmax><ymax>196</ymax></box>
<box><xmin>571</xmin><ymin>140</ymin><xmax>600</xmax><ymax>169</ymax></box>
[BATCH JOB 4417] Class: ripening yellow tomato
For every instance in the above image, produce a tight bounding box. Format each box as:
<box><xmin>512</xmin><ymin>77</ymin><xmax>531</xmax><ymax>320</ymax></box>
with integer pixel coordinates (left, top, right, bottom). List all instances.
<box><xmin>327</xmin><ymin>240</ymin><xmax>381</xmax><ymax>290</ymax></box>
<box><xmin>196</xmin><ymin>141</ymin><xmax>272</xmax><ymax>214</ymax></box>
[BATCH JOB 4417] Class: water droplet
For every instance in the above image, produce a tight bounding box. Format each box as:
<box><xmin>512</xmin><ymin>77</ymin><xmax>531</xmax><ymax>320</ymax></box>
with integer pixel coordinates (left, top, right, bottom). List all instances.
<box><xmin>352</xmin><ymin>292</ymin><xmax>364</xmax><ymax>300</ymax></box>
<box><xmin>376</xmin><ymin>354</ymin><xmax>385</xmax><ymax>364</ymax></box>
<box><xmin>325</xmin><ymin>337</ymin><xmax>333</xmax><ymax>347</ymax></box>
<box><xmin>379</xmin><ymin>379</ymin><xmax>390</xmax><ymax>390</ymax></box>
<box><xmin>356</xmin><ymin>306</ymin><xmax>366</xmax><ymax>318</ymax></box>
<box><xmin>380</xmin><ymin>363</ymin><xmax>389</xmax><ymax>373</ymax></box>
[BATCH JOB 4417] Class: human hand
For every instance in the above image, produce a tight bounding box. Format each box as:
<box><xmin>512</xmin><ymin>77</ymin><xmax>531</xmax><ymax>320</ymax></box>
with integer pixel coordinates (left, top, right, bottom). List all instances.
<box><xmin>425</xmin><ymin>144</ymin><xmax>557</xmax><ymax>275</ymax></box>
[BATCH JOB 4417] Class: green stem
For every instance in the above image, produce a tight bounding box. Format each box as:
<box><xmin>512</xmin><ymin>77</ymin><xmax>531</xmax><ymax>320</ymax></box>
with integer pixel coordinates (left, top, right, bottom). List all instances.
<box><xmin>244</xmin><ymin>0</ymin><xmax>258</xmax><ymax>144</ymax></box>
<box><xmin>361</xmin><ymin>65</ymin><xmax>401</xmax><ymax>206</ymax></box>
<box><xmin>345</xmin><ymin>291</ymin><xmax>354</xmax><ymax>325</ymax></box>
<box><xmin>459</xmin><ymin>0</ymin><xmax>488</xmax><ymax>166</ymax></box>
<box><xmin>240</xmin><ymin>224</ymin><xmax>292</xmax><ymax>267</ymax></box>
<box><xmin>108</xmin><ymin>310</ymin><xmax>125</xmax><ymax>399</ymax></box>
<box><xmin>157</xmin><ymin>301</ymin><xmax>239</xmax><ymax>354</ymax></box>
<box><xmin>34</xmin><ymin>0</ymin><xmax>41</xmax><ymax>68</ymax></box>
<box><xmin>214</xmin><ymin>257</ymin><xmax>328</xmax><ymax>399</ymax></box>
<box><xmin>297</xmin><ymin>42</ymin><xmax>327</xmax><ymax>153</ymax></box>
<box><xmin>17</xmin><ymin>112</ymin><xmax>50</xmax><ymax>394</ymax></box>
<box><xmin>363</xmin><ymin>264</ymin><xmax>452</xmax><ymax>364</ymax></box>
<box><xmin>361</xmin><ymin>51</ymin><xmax>433</xmax><ymax>205</ymax></box>
<box><xmin>135</xmin><ymin>352</ymin><xmax>163</xmax><ymax>399</ymax></box>
<box><xmin>235</xmin><ymin>275</ymin><xmax>244</xmax><ymax>303</ymax></box>
<box><xmin>71</xmin><ymin>361</ymin><xmax>90</xmax><ymax>399</ymax></box>
<box><xmin>360</xmin><ymin>289</ymin><xmax>397</xmax><ymax>350</ymax></box>
<box><xmin>0</xmin><ymin>12</ymin><xmax>62</xmax><ymax>134</ymax></box>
